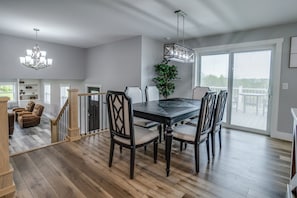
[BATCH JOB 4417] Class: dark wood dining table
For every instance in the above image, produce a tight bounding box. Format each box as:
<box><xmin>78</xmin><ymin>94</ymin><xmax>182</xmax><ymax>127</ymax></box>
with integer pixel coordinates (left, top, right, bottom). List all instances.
<box><xmin>133</xmin><ymin>98</ymin><xmax>201</xmax><ymax>176</ymax></box>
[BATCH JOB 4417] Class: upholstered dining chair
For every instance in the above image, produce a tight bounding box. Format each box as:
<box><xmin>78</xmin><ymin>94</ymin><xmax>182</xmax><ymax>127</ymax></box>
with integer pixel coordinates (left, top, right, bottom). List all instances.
<box><xmin>125</xmin><ymin>86</ymin><xmax>161</xmax><ymax>139</ymax></box>
<box><xmin>172</xmin><ymin>92</ymin><xmax>216</xmax><ymax>173</ymax></box>
<box><xmin>184</xmin><ymin>86</ymin><xmax>211</xmax><ymax>124</ymax></box>
<box><xmin>145</xmin><ymin>86</ymin><xmax>159</xmax><ymax>101</ymax></box>
<box><xmin>192</xmin><ymin>86</ymin><xmax>210</xmax><ymax>100</ymax></box>
<box><xmin>106</xmin><ymin>90</ymin><xmax>159</xmax><ymax>179</ymax></box>
<box><xmin>211</xmin><ymin>90</ymin><xmax>228</xmax><ymax>157</ymax></box>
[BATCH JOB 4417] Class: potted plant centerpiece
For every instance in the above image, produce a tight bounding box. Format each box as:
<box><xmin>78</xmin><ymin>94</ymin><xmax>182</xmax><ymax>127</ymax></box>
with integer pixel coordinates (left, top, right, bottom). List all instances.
<box><xmin>153</xmin><ymin>59</ymin><xmax>178</xmax><ymax>99</ymax></box>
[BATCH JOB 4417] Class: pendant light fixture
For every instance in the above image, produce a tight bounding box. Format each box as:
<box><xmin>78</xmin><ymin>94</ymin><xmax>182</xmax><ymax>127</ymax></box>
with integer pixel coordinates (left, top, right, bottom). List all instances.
<box><xmin>164</xmin><ymin>10</ymin><xmax>195</xmax><ymax>63</ymax></box>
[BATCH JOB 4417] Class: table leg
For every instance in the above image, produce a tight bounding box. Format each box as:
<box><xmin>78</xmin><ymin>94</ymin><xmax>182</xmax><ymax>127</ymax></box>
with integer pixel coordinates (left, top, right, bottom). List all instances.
<box><xmin>165</xmin><ymin>125</ymin><xmax>173</xmax><ymax>176</ymax></box>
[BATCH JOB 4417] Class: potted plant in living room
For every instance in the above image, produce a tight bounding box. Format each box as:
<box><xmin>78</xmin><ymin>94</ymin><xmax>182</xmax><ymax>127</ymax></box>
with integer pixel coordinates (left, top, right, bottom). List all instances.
<box><xmin>153</xmin><ymin>59</ymin><xmax>178</xmax><ymax>99</ymax></box>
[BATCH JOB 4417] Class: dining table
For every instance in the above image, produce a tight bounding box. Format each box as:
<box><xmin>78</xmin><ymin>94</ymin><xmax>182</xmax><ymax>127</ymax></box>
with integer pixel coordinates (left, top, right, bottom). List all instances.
<box><xmin>133</xmin><ymin>98</ymin><xmax>201</xmax><ymax>176</ymax></box>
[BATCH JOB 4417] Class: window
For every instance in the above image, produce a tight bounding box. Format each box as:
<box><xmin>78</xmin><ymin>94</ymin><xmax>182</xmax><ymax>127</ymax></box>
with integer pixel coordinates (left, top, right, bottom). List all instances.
<box><xmin>0</xmin><ymin>82</ymin><xmax>17</xmax><ymax>101</ymax></box>
<box><xmin>60</xmin><ymin>84</ymin><xmax>70</xmax><ymax>107</ymax></box>
<box><xmin>44</xmin><ymin>83</ymin><xmax>51</xmax><ymax>104</ymax></box>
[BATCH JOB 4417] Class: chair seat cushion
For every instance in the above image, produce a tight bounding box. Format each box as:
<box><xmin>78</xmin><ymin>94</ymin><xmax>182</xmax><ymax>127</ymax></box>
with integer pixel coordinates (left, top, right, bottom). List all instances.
<box><xmin>134</xmin><ymin>117</ymin><xmax>159</xmax><ymax>128</ymax></box>
<box><xmin>186</xmin><ymin>118</ymin><xmax>198</xmax><ymax>126</ymax></box>
<box><xmin>173</xmin><ymin>124</ymin><xmax>208</xmax><ymax>142</ymax></box>
<box><xmin>114</xmin><ymin>126</ymin><xmax>159</xmax><ymax>146</ymax></box>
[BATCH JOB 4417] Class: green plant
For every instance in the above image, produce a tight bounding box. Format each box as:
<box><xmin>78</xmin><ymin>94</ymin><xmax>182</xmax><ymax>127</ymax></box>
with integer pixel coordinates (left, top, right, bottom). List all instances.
<box><xmin>153</xmin><ymin>60</ymin><xmax>178</xmax><ymax>98</ymax></box>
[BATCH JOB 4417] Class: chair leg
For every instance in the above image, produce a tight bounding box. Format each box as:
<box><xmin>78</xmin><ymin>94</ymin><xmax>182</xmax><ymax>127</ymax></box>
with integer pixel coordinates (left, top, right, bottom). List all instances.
<box><xmin>109</xmin><ymin>141</ymin><xmax>115</xmax><ymax>167</ymax></box>
<box><xmin>130</xmin><ymin>147</ymin><xmax>135</xmax><ymax>179</ymax></box>
<box><xmin>154</xmin><ymin>140</ymin><xmax>158</xmax><ymax>163</ymax></box>
<box><xmin>180</xmin><ymin>142</ymin><xmax>183</xmax><ymax>152</ymax></box>
<box><xmin>211</xmin><ymin>131</ymin><xmax>215</xmax><ymax>157</ymax></box>
<box><xmin>206</xmin><ymin>137</ymin><xmax>210</xmax><ymax>161</ymax></box>
<box><xmin>194</xmin><ymin>144</ymin><xmax>200</xmax><ymax>173</ymax></box>
<box><xmin>158</xmin><ymin>124</ymin><xmax>162</xmax><ymax>143</ymax></box>
<box><xmin>144</xmin><ymin>145</ymin><xmax>147</xmax><ymax>152</ymax></box>
<box><xmin>120</xmin><ymin>145</ymin><xmax>123</xmax><ymax>153</ymax></box>
<box><xmin>219</xmin><ymin>127</ymin><xmax>222</xmax><ymax>149</ymax></box>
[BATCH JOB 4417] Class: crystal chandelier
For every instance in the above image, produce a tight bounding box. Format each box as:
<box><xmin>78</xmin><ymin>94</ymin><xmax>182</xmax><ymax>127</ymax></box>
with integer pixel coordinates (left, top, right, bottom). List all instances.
<box><xmin>20</xmin><ymin>28</ymin><xmax>53</xmax><ymax>70</ymax></box>
<box><xmin>164</xmin><ymin>10</ymin><xmax>195</xmax><ymax>63</ymax></box>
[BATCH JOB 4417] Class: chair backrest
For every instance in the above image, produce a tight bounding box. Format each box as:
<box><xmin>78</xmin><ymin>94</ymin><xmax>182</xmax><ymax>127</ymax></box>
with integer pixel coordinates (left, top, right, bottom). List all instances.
<box><xmin>195</xmin><ymin>92</ymin><xmax>216</xmax><ymax>142</ymax></box>
<box><xmin>192</xmin><ymin>86</ymin><xmax>210</xmax><ymax>100</ymax></box>
<box><xmin>145</xmin><ymin>86</ymin><xmax>159</xmax><ymax>101</ymax></box>
<box><xmin>32</xmin><ymin>104</ymin><xmax>44</xmax><ymax>117</ymax></box>
<box><xmin>106</xmin><ymin>90</ymin><xmax>135</xmax><ymax>145</ymax></box>
<box><xmin>213</xmin><ymin>90</ymin><xmax>228</xmax><ymax>130</ymax></box>
<box><xmin>125</xmin><ymin>86</ymin><xmax>143</xmax><ymax>104</ymax></box>
<box><xmin>26</xmin><ymin>101</ymin><xmax>35</xmax><ymax>112</ymax></box>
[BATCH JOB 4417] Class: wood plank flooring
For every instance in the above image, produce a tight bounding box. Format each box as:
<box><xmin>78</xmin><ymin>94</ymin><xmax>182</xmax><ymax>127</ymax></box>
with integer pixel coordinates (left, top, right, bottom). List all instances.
<box><xmin>11</xmin><ymin>129</ymin><xmax>291</xmax><ymax>198</ymax></box>
<box><xmin>9</xmin><ymin>116</ymin><xmax>51</xmax><ymax>155</ymax></box>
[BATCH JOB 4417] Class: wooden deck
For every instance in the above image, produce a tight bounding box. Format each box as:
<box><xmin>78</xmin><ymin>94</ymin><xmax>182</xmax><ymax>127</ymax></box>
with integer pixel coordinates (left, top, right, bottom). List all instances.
<box><xmin>11</xmin><ymin>129</ymin><xmax>291</xmax><ymax>198</ymax></box>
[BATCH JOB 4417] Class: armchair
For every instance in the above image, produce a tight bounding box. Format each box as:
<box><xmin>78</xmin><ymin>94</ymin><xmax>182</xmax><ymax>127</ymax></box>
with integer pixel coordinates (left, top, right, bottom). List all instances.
<box><xmin>17</xmin><ymin>104</ymin><xmax>44</xmax><ymax>128</ymax></box>
<box><xmin>12</xmin><ymin>101</ymin><xmax>35</xmax><ymax>121</ymax></box>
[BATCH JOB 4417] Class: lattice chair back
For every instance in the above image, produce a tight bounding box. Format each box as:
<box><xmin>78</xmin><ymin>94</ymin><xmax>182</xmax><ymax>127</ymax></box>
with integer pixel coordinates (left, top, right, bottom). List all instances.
<box><xmin>214</xmin><ymin>90</ymin><xmax>228</xmax><ymax>127</ymax></box>
<box><xmin>106</xmin><ymin>91</ymin><xmax>135</xmax><ymax>145</ymax></box>
<box><xmin>195</xmin><ymin>92</ymin><xmax>216</xmax><ymax>142</ymax></box>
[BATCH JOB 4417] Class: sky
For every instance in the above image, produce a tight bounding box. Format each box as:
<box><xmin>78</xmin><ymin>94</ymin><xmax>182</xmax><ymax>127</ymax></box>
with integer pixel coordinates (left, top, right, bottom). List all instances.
<box><xmin>201</xmin><ymin>50</ymin><xmax>271</xmax><ymax>79</ymax></box>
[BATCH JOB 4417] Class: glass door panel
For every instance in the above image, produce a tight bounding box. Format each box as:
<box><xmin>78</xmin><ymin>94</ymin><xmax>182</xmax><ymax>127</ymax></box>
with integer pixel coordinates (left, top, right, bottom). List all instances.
<box><xmin>231</xmin><ymin>50</ymin><xmax>271</xmax><ymax>131</ymax></box>
<box><xmin>200</xmin><ymin>54</ymin><xmax>229</xmax><ymax>122</ymax></box>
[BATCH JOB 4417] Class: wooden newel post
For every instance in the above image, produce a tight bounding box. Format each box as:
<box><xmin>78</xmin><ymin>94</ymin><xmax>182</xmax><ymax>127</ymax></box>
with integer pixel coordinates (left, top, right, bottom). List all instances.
<box><xmin>0</xmin><ymin>97</ymin><xmax>16</xmax><ymax>197</ymax></box>
<box><xmin>67</xmin><ymin>89</ymin><xmax>81</xmax><ymax>141</ymax></box>
<box><xmin>50</xmin><ymin>119</ymin><xmax>59</xmax><ymax>143</ymax></box>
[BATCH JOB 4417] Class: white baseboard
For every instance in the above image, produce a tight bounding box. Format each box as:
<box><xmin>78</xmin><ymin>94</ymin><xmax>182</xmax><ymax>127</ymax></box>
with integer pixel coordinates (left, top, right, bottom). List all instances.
<box><xmin>271</xmin><ymin>131</ymin><xmax>292</xmax><ymax>142</ymax></box>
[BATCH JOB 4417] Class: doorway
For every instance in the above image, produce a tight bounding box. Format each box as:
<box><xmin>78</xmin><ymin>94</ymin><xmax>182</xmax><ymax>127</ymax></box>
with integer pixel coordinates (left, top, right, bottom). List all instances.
<box><xmin>199</xmin><ymin>49</ymin><xmax>272</xmax><ymax>134</ymax></box>
<box><xmin>87</xmin><ymin>86</ymin><xmax>100</xmax><ymax>132</ymax></box>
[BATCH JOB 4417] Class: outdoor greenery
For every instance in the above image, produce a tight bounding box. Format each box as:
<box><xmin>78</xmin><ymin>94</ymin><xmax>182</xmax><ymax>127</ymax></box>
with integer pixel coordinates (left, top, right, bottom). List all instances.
<box><xmin>153</xmin><ymin>60</ymin><xmax>178</xmax><ymax>98</ymax></box>
<box><xmin>0</xmin><ymin>85</ymin><xmax>13</xmax><ymax>99</ymax></box>
<box><xmin>201</xmin><ymin>74</ymin><xmax>269</xmax><ymax>88</ymax></box>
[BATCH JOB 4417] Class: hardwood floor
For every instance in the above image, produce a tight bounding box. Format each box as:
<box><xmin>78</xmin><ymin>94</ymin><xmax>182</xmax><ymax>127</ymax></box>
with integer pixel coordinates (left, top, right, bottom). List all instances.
<box><xmin>9</xmin><ymin>115</ymin><xmax>51</xmax><ymax>155</ymax></box>
<box><xmin>11</xmin><ymin>129</ymin><xmax>291</xmax><ymax>198</ymax></box>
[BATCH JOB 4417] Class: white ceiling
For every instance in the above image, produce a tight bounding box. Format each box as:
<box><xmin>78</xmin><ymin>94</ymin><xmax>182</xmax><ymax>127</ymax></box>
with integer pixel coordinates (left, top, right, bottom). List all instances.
<box><xmin>1</xmin><ymin>0</ymin><xmax>297</xmax><ymax>48</ymax></box>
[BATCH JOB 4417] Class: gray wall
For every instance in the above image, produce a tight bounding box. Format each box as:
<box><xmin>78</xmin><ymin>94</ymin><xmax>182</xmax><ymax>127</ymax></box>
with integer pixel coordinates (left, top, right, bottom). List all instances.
<box><xmin>0</xmin><ymin>34</ymin><xmax>86</xmax><ymax>80</ymax></box>
<box><xmin>85</xmin><ymin>36</ymin><xmax>142</xmax><ymax>92</ymax></box>
<box><xmin>141</xmin><ymin>36</ymin><xmax>163</xmax><ymax>95</ymax></box>
<box><xmin>173</xmin><ymin>22</ymin><xmax>297</xmax><ymax>133</ymax></box>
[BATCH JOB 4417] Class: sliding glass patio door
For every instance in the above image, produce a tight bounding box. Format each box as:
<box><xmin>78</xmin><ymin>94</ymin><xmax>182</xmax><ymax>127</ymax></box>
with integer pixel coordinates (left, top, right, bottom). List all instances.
<box><xmin>199</xmin><ymin>49</ymin><xmax>272</xmax><ymax>134</ymax></box>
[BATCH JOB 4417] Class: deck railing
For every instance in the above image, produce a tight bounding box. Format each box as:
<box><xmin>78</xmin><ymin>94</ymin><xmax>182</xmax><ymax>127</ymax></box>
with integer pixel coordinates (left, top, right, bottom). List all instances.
<box><xmin>209</xmin><ymin>86</ymin><xmax>268</xmax><ymax>114</ymax></box>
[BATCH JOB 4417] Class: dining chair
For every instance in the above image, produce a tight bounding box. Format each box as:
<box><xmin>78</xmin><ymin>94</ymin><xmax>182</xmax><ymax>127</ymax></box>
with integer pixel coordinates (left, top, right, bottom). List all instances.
<box><xmin>125</xmin><ymin>86</ymin><xmax>161</xmax><ymax>140</ymax></box>
<box><xmin>145</xmin><ymin>85</ymin><xmax>165</xmax><ymax>142</ymax></box>
<box><xmin>125</xmin><ymin>86</ymin><xmax>143</xmax><ymax>104</ymax></box>
<box><xmin>145</xmin><ymin>85</ymin><xmax>159</xmax><ymax>101</ymax></box>
<box><xmin>106</xmin><ymin>90</ymin><xmax>159</xmax><ymax>179</ymax></box>
<box><xmin>184</xmin><ymin>86</ymin><xmax>211</xmax><ymax>124</ymax></box>
<box><xmin>192</xmin><ymin>86</ymin><xmax>210</xmax><ymax>100</ymax></box>
<box><xmin>172</xmin><ymin>91</ymin><xmax>216</xmax><ymax>173</ymax></box>
<box><xmin>211</xmin><ymin>90</ymin><xmax>228</xmax><ymax>157</ymax></box>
